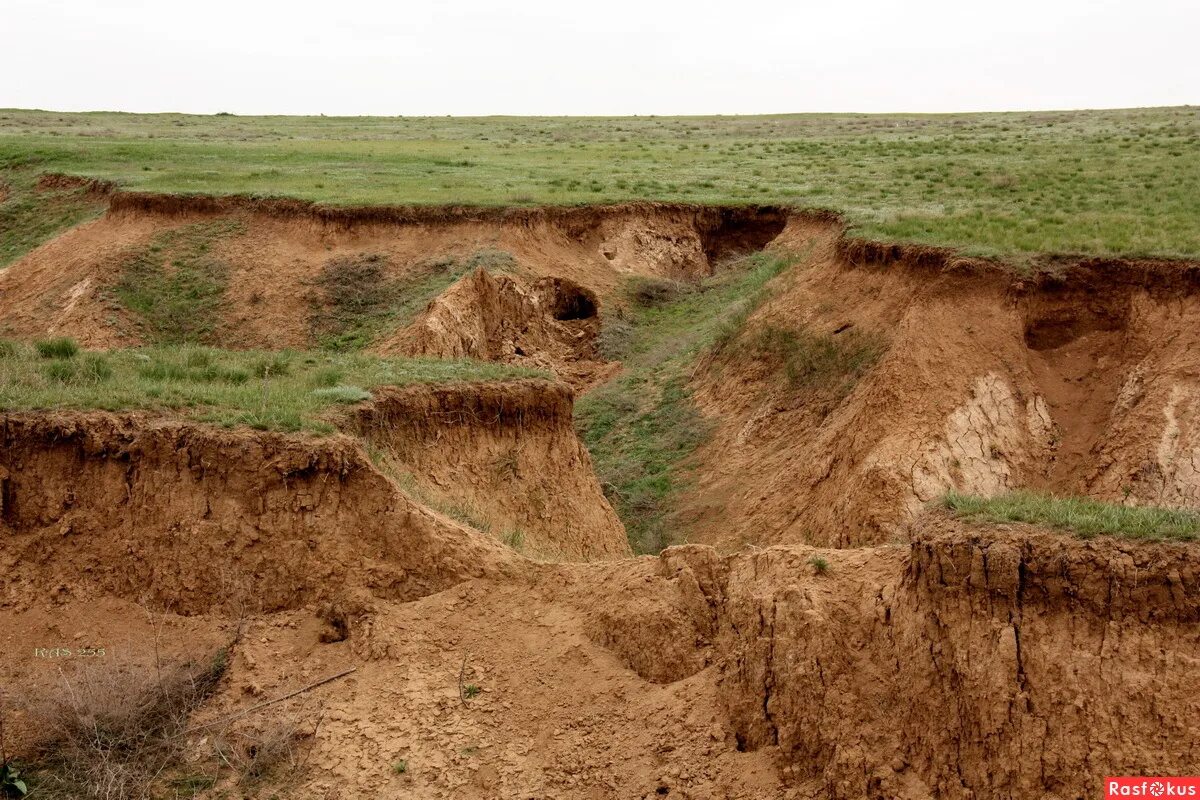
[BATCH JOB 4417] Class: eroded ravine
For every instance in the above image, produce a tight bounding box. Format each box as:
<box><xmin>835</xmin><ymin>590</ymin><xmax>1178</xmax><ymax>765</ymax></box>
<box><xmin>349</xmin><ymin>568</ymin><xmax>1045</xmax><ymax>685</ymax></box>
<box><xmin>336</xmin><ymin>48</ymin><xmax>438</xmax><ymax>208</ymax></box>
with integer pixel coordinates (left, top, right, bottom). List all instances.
<box><xmin>1</xmin><ymin>187</ymin><xmax>1199</xmax><ymax>799</ymax></box>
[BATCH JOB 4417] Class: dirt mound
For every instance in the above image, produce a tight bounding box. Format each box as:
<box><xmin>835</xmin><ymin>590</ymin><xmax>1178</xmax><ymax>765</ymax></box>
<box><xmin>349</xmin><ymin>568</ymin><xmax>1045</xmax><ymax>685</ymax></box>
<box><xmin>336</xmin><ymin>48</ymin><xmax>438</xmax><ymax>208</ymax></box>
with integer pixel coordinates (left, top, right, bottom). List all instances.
<box><xmin>679</xmin><ymin>222</ymin><xmax>1200</xmax><ymax>548</ymax></box>
<box><xmin>378</xmin><ymin>267</ymin><xmax>614</xmax><ymax>390</ymax></box>
<box><xmin>344</xmin><ymin>379</ymin><xmax>628</xmax><ymax>559</ymax></box>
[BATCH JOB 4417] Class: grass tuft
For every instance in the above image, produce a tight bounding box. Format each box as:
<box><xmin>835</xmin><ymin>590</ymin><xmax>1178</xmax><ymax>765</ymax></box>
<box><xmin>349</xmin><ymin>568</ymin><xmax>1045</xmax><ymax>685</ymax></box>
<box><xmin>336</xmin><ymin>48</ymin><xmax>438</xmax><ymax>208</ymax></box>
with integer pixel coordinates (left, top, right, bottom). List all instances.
<box><xmin>310</xmin><ymin>385</ymin><xmax>372</xmax><ymax>404</ymax></box>
<box><xmin>943</xmin><ymin>490</ymin><xmax>1200</xmax><ymax>541</ymax></box>
<box><xmin>35</xmin><ymin>337</ymin><xmax>80</xmax><ymax>359</ymax></box>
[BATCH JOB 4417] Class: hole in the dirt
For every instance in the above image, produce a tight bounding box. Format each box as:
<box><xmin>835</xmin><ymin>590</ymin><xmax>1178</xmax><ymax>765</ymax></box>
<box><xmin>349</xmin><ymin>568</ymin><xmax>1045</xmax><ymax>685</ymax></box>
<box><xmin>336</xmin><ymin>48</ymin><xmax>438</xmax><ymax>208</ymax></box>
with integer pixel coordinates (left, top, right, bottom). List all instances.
<box><xmin>1024</xmin><ymin>315</ymin><xmax>1086</xmax><ymax>351</ymax></box>
<box><xmin>535</xmin><ymin>277</ymin><xmax>599</xmax><ymax>320</ymax></box>
<box><xmin>833</xmin><ymin>322</ymin><xmax>854</xmax><ymax>335</ymax></box>
<box><xmin>656</xmin><ymin>786</ymin><xmax>670</xmax><ymax>795</ymax></box>
<box><xmin>1022</xmin><ymin>303</ymin><xmax>1127</xmax><ymax>352</ymax></box>
<box><xmin>699</xmin><ymin>207</ymin><xmax>789</xmax><ymax>264</ymax></box>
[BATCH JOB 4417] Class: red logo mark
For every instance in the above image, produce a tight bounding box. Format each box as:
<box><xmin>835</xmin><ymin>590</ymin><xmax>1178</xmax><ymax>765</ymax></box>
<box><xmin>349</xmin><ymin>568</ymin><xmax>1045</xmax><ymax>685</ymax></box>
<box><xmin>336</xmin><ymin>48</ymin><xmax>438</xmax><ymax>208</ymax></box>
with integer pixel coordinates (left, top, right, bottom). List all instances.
<box><xmin>1106</xmin><ymin>778</ymin><xmax>1200</xmax><ymax>798</ymax></box>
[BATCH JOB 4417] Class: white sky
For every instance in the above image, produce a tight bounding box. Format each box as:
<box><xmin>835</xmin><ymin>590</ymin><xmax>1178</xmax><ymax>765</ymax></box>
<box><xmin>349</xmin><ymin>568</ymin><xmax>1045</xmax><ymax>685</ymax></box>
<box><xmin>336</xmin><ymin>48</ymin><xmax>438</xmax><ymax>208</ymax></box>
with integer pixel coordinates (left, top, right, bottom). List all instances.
<box><xmin>2</xmin><ymin>0</ymin><xmax>1196</xmax><ymax>115</ymax></box>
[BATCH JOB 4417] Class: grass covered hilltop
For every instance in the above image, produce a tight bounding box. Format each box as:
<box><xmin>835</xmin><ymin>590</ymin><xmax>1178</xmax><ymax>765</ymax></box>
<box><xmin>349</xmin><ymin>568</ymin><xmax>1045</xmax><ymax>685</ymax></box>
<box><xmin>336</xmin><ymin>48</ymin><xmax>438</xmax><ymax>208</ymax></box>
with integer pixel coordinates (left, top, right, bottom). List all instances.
<box><xmin>1</xmin><ymin>106</ymin><xmax>1198</xmax><ymax>259</ymax></box>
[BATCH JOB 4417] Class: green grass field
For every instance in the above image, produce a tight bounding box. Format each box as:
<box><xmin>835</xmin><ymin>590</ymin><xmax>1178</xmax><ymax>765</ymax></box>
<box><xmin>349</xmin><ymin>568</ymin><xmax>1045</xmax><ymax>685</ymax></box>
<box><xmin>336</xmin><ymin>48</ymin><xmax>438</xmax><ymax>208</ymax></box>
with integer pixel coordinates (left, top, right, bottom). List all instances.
<box><xmin>0</xmin><ymin>339</ymin><xmax>542</xmax><ymax>433</ymax></box>
<box><xmin>944</xmin><ymin>491</ymin><xmax>1200</xmax><ymax>541</ymax></box>
<box><xmin>2</xmin><ymin>107</ymin><xmax>1198</xmax><ymax>259</ymax></box>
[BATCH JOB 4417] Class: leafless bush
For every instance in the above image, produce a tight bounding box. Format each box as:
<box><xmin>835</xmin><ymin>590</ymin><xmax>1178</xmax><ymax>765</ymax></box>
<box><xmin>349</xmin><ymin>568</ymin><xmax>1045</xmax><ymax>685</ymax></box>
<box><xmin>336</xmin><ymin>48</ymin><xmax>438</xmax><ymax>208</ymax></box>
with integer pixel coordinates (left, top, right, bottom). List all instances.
<box><xmin>213</xmin><ymin>711</ymin><xmax>310</xmax><ymax>782</ymax></box>
<box><xmin>25</xmin><ymin>648</ymin><xmax>229</xmax><ymax>800</ymax></box>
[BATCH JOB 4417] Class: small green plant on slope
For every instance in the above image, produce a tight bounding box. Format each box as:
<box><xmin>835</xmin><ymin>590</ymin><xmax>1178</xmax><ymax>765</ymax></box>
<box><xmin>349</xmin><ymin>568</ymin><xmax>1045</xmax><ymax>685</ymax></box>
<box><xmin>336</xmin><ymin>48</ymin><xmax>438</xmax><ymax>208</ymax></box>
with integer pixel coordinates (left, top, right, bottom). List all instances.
<box><xmin>111</xmin><ymin>220</ymin><xmax>244</xmax><ymax>345</ymax></box>
<box><xmin>34</xmin><ymin>337</ymin><xmax>80</xmax><ymax>359</ymax></box>
<box><xmin>809</xmin><ymin>555</ymin><xmax>830</xmax><ymax>575</ymax></box>
<box><xmin>943</xmin><ymin>491</ymin><xmax>1200</xmax><ymax>541</ymax></box>
<box><xmin>309</xmin><ymin>249</ymin><xmax>516</xmax><ymax>351</ymax></box>
<box><xmin>722</xmin><ymin>324</ymin><xmax>887</xmax><ymax>405</ymax></box>
<box><xmin>0</xmin><ymin>764</ymin><xmax>27</xmax><ymax>798</ymax></box>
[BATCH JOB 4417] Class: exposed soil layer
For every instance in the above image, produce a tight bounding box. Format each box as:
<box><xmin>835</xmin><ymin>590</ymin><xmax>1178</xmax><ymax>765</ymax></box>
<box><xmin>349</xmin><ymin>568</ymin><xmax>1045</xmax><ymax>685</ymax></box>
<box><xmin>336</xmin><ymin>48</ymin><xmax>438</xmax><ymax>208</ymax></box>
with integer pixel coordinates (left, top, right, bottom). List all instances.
<box><xmin>4</xmin><ymin>188</ymin><xmax>1200</xmax><ymax>798</ymax></box>
<box><xmin>681</xmin><ymin>219</ymin><xmax>1200</xmax><ymax>548</ymax></box>
<box><xmin>3</xmin><ymin>515</ymin><xmax>1196</xmax><ymax>798</ymax></box>
<box><xmin>0</xmin><ymin>410</ymin><xmax>517</xmax><ymax>616</ymax></box>
<box><xmin>0</xmin><ymin>381</ymin><xmax>624</xmax><ymax>617</ymax></box>
<box><xmin>344</xmin><ymin>380</ymin><xmax>628</xmax><ymax>559</ymax></box>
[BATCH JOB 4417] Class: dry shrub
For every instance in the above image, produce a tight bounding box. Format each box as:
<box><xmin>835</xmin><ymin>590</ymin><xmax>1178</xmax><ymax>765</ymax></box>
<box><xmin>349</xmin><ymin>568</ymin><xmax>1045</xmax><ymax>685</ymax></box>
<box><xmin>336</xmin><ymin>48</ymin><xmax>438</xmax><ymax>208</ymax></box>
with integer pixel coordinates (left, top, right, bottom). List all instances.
<box><xmin>24</xmin><ymin>648</ymin><xmax>229</xmax><ymax>800</ymax></box>
<box><xmin>213</xmin><ymin>711</ymin><xmax>310</xmax><ymax>782</ymax></box>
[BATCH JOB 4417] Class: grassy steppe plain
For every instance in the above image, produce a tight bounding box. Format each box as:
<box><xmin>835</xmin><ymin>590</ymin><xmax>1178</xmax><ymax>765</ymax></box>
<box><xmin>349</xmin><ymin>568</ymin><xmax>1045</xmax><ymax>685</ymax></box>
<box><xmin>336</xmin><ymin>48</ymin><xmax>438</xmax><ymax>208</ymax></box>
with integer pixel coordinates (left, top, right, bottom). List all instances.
<box><xmin>1</xmin><ymin>106</ymin><xmax>1198</xmax><ymax>260</ymax></box>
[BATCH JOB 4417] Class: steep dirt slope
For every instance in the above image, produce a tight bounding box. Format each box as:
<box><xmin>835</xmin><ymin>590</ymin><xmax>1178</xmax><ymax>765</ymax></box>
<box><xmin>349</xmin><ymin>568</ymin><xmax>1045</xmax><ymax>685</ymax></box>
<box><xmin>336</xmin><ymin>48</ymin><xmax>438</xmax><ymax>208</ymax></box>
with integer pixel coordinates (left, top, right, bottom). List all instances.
<box><xmin>3</xmin><ymin>514</ymin><xmax>1194</xmax><ymax>799</ymax></box>
<box><xmin>681</xmin><ymin>225</ymin><xmax>1200</xmax><ymax>548</ymax></box>
<box><xmin>345</xmin><ymin>380</ymin><xmax>628</xmax><ymax>559</ymax></box>
<box><xmin>0</xmin><ymin>383</ymin><xmax>626</xmax><ymax>616</ymax></box>
<box><xmin>376</xmin><ymin>267</ymin><xmax>617</xmax><ymax>391</ymax></box>
<box><xmin>0</xmin><ymin>191</ymin><xmax>786</xmax><ymax>353</ymax></box>
<box><xmin>0</xmin><ymin>412</ymin><xmax>519</xmax><ymax>615</ymax></box>
<box><xmin>0</xmin><ymin>211</ymin><xmax>166</xmax><ymax>346</ymax></box>
<box><xmin>711</xmin><ymin>516</ymin><xmax>1200</xmax><ymax>799</ymax></box>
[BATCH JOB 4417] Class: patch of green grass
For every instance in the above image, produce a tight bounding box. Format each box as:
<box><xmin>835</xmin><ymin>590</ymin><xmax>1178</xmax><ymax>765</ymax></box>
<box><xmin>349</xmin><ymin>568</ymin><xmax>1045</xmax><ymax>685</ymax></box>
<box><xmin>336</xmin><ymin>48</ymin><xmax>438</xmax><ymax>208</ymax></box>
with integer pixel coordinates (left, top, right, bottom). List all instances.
<box><xmin>500</xmin><ymin>527</ymin><xmax>526</xmax><ymax>552</ymax></box>
<box><xmin>0</xmin><ymin>342</ymin><xmax>543</xmax><ymax>433</ymax></box>
<box><xmin>723</xmin><ymin>324</ymin><xmax>887</xmax><ymax>402</ymax></box>
<box><xmin>111</xmin><ymin>220</ymin><xmax>244</xmax><ymax>344</ymax></box>
<box><xmin>441</xmin><ymin>501</ymin><xmax>493</xmax><ymax>533</ymax></box>
<box><xmin>40</xmin><ymin>353</ymin><xmax>112</xmax><ymax>385</ymax></box>
<box><xmin>0</xmin><ymin>167</ymin><xmax>106</xmax><ymax>267</ymax></box>
<box><xmin>943</xmin><ymin>490</ymin><xmax>1200</xmax><ymax>541</ymax></box>
<box><xmin>576</xmin><ymin>250</ymin><xmax>797</xmax><ymax>553</ymax></box>
<box><xmin>34</xmin><ymin>337</ymin><xmax>80</xmax><ymax>359</ymax></box>
<box><xmin>0</xmin><ymin>107</ymin><xmax>1197</xmax><ymax>257</ymax></box>
<box><xmin>391</xmin><ymin>760</ymin><xmax>408</xmax><ymax>776</ymax></box>
<box><xmin>310</xmin><ymin>385</ymin><xmax>372</xmax><ymax>404</ymax></box>
<box><xmin>309</xmin><ymin>249</ymin><xmax>515</xmax><ymax>351</ymax></box>
<box><xmin>809</xmin><ymin>555</ymin><xmax>830</xmax><ymax>575</ymax></box>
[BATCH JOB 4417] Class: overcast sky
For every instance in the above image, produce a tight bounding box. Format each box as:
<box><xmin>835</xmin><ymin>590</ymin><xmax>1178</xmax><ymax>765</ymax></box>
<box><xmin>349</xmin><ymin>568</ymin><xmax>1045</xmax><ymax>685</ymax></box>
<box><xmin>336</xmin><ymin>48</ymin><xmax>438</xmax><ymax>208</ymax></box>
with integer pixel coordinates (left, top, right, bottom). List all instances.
<box><xmin>3</xmin><ymin>0</ymin><xmax>1196</xmax><ymax>116</ymax></box>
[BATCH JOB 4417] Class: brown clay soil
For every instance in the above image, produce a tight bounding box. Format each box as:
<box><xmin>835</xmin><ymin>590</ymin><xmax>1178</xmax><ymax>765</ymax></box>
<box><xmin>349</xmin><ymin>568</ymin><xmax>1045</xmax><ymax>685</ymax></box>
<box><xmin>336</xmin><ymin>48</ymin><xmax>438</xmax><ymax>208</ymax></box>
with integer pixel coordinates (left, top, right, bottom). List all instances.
<box><xmin>1</xmin><ymin>185</ymin><xmax>1199</xmax><ymax>798</ymax></box>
